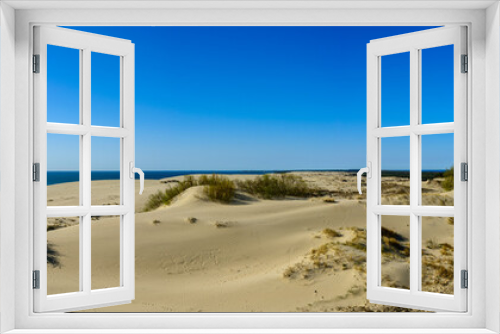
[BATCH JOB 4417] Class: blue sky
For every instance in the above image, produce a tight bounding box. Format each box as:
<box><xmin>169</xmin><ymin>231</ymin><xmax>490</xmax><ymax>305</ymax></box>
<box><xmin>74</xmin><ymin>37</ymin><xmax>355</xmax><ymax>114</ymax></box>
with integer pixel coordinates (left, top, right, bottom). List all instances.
<box><xmin>47</xmin><ymin>26</ymin><xmax>454</xmax><ymax>171</ymax></box>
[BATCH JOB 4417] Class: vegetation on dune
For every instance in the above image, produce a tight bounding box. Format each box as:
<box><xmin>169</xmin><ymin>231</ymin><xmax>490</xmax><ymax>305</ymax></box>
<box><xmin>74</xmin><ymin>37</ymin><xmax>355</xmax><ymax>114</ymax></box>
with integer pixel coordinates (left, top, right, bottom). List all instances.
<box><xmin>237</xmin><ymin>174</ymin><xmax>318</xmax><ymax>199</ymax></box>
<box><xmin>441</xmin><ymin>166</ymin><xmax>454</xmax><ymax>191</ymax></box>
<box><xmin>47</xmin><ymin>243</ymin><xmax>61</xmax><ymax>267</ymax></box>
<box><xmin>144</xmin><ymin>174</ymin><xmax>236</xmax><ymax>211</ymax></box>
<box><xmin>322</xmin><ymin>228</ymin><xmax>342</xmax><ymax>238</ymax></box>
<box><xmin>381</xmin><ymin>227</ymin><xmax>409</xmax><ymax>257</ymax></box>
<box><xmin>144</xmin><ymin>176</ymin><xmax>195</xmax><ymax>211</ymax></box>
<box><xmin>200</xmin><ymin>175</ymin><xmax>236</xmax><ymax>203</ymax></box>
<box><xmin>144</xmin><ymin>173</ymin><xmax>319</xmax><ymax>211</ymax></box>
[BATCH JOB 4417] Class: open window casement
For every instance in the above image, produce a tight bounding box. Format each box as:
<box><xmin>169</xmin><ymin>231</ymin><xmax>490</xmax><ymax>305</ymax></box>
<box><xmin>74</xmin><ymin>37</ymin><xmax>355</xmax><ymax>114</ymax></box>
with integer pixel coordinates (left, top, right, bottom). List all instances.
<box><xmin>362</xmin><ymin>26</ymin><xmax>467</xmax><ymax>312</ymax></box>
<box><xmin>33</xmin><ymin>26</ymin><xmax>142</xmax><ymax>312</ymax></box>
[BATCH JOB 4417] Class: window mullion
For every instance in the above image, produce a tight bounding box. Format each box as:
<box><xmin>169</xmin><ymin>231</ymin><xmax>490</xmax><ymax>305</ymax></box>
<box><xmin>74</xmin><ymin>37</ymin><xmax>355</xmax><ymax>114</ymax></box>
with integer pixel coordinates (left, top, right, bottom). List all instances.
<box><xmin>409</xmin><ymin>48</ymin><xmax>420</xmax><ymax>294</ymax></box>
<box><xmin>82</xmin><ymin>47</ymin><xmax>92</xmax><ymax>294</ymax></box>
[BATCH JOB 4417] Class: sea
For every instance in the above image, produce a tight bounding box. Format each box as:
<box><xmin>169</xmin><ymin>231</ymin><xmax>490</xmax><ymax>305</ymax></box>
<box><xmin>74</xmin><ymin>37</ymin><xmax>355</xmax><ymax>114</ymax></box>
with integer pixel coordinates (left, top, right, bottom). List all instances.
<box><xmin>48</xmin><ymin>170</ymin><xmax>352</xmax><ymax>186</ymax></box>
<box><xmin>47</xmin><ymin>169</ymin><xmax>444</xmax><ymax>186</ymax></box>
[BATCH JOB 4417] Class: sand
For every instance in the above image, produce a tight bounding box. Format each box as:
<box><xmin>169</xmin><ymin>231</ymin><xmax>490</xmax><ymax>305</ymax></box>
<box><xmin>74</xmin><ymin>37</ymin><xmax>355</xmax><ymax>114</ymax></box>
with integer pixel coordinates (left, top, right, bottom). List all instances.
<box><xmin>45</xmin><ymin>172</ymin><xmax>454</xmax><ymax>312</ymax></box>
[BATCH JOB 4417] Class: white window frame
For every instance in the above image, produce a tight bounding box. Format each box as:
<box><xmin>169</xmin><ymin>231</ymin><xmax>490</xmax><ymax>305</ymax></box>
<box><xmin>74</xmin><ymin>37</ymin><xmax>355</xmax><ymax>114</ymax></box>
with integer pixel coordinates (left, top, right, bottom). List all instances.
<box><xmin>366</xmin><ymin>26</ymin><xmax>468</xmax><ymax>312</ymax></box>
<box><xmin>33</xmin><ymin>26</ymin><xmax>136</xmax><ymax>313</ymax></box>
<box><xmin>1</xmin><ymin>2</ymin><xmax>499</xmax><ymax>333</ymax></box>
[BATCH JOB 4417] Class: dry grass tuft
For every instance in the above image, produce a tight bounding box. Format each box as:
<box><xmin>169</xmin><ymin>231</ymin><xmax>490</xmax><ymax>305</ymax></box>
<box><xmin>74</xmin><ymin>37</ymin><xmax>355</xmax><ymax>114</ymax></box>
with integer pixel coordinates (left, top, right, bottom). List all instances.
<box><xmin>323</xmin><ymin>197</ymin><xmax>337</xmax><ymax>203</ymax></box>
<box><xmin>213</xmin><ymin>220</ymin><xmax>232</xmax><ymax>228</ymax></box>
<box><xmin>237</xmin><ymin>174</ymin><xmax>319</xmax><ymax>199</ymax></box>
<box><xmin>322</xmin><ymin>228</ymin><xmax>342</xmax><ymax>238</ymax></box>
<box><xmin>47</xmin><ymin>243</ymin><xmax>61</xmax><ymax>267</ymax></box>
<box><xmin>184</xmin><ymin>217</ymin><xmax>197</xmax><ymax>224</ymax></box>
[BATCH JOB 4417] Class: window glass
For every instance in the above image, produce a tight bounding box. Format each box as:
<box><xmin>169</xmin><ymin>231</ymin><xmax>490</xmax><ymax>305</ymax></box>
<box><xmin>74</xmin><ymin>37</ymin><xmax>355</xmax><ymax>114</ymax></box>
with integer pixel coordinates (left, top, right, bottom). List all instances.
<box><xmin>421</xmin><ymin>45</ymin><xmax>454</xmax><ymax>124</ymax></box>
<box><xmin>47</xmin><ymin>133</ymin><xmax>80</xmax><ymax>206</ymax></box>
<box><xmin>381</xmin><ymin>137</ymin><xmax>410</xmax><ymax>205</ymax></box>
<box><xmin>92</xmin><ymin>215</ymin><xmax>121</xmax><ymax>290</ymax></box>
<box><xmin>91</xmin><ymin>52</ymin><xmax>121</xmax><ymax>127</ymax></box>
<box><xmin>381</xmin><ymin>52</ymin><xmax>410</xmax><ymax>127</ymax></box>
<box><xmin>47</xmin><ymin>217</ymin><xmax>80</xmax><ymax>295</ymax></box>
<box><xmin>47</xmin><ymin>45</ymin><xmax>80</xmax><ymax>124</ymax></box>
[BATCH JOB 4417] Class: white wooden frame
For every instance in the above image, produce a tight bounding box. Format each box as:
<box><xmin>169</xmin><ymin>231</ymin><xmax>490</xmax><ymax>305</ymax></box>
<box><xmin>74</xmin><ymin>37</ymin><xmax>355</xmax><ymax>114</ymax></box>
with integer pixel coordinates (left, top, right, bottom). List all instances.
<box><xmin>0</xmin><ymin>2</ymin><xmax>499</xmax><ymax>333</ymax></box>
<box><xmin>32</xmin><ymin>26</ymin><xmax>135</xmax><ymax>312</ymax></box>
<box><xmin>366</xmin><ymin>26</ymin><xmax>467</xmax><ymax>312</ymax></box>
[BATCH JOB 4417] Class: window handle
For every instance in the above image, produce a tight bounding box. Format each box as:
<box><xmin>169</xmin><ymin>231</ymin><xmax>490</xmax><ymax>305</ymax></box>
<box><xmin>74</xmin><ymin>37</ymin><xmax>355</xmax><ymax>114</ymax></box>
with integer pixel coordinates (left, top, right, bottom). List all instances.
<box><xmin>357</xmin><ymin>162</ymin><xmax>371</xmax><ymax>194</ymax></box>
<box><xmin>129</xmin><ymin>162</ymin><xmax>145</xmax><ymax>195</ymax></box>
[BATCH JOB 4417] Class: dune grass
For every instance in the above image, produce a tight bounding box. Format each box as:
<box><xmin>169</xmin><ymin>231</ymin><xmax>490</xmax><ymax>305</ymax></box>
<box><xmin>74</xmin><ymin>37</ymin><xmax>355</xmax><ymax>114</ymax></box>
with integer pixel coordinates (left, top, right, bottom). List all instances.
<box><xmin>47</xmin><ymin>243</ymin><xmax>61</xmax><ymax>267</ymax></box>
<box><xmin>322</xmin><ymin>228</ymin><xmax>342</xmax><ymax>238</ymax></box>
<box><xmin>236</xmin><ymin>174</ymin><xmax>317</xmax><ymax>199</ymax></box>
<box><xmin>144</xmin><ymin>173</ymin><xmax>318</xmax><ymax>211</ymax></box>
<box><xmin>201</xmin><ymin>175</ymin><xmax>236</xmax><ymax>203</ymax></box>
<box><xmin>144</xmin><ymin>174</ymin><xmax>236</xmax><ymax>211</ymax></box>
<box><xmin>441</xmin><ymin>166</ymin><xmax>454</xmax><ymax>191</ymax></box>
<box><xmin>144</xmin><ymin>176</ymin><xmax>195</xmax><ymax>211</ymax></box>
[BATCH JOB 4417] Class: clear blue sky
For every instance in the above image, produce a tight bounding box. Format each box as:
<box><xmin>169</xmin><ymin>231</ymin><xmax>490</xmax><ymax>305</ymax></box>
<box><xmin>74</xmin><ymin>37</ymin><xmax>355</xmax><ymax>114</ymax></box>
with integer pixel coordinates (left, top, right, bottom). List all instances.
<box><xmin>47</xmin><ymin>26</ymin><xmax>454</xmax><ymax>171</ymax></box>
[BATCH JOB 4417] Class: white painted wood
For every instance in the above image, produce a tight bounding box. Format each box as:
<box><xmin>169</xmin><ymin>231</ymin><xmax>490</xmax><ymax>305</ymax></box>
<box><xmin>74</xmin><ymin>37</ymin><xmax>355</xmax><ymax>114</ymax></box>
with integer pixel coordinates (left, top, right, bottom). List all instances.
<box><xmin>372</xmin><ymin>123</ymin><xmax>454</xmax><ymax>138</ymax></box>
<box><xmin>484</xmin><ymin>3</ymin><xmax>500</xmax><ymax>332</ymax></box>
<box><xmin>366</xmin><ymin>26</ymin><xmax>467</xmax><ymax>312</ymax></box>
<box><xmin>33</xmin><ymin>26</ymin><xmax>135</xmax><ymax>313</ymax></box>
<box><xmin>3</xmin><ymin>0</ymin><xmax>497</xmax><ymax>10</ymax></box>
<box><xmin>46</xmin><ymin>123</ymin><xmax>129</xmax><ymax>138</ymax></box>
<box><xmin>0</xmin><ymin>3</ymin><xmax>17</xmax><ymax>333</ymax></box>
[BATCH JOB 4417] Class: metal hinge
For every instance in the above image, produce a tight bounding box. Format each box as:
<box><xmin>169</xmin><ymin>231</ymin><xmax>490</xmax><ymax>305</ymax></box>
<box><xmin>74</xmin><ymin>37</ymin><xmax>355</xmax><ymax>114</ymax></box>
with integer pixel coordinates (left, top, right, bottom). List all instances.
<box><xmin>33</xmin><ymin>54</ymin><xmax>40</xmax><ymax>73</ymax></box>
<box><xmin>33</xmin><ymin>163</ymin><xmax>40</xmax><ymax>182</ymax></box>
<box><xmin>33</xmin><ymin>270</ymin><xmax>40</xmax><ymax>289</ymax></box>
<box><xmin>461</xmin><ymin>162</ymin><xmax>468</xmax><ymax>182</ymax></box>
<box><xmin>461</xmin><ymin>54</ymin><xmax>468</xmax><ymax>73</ymax></box>
<box><xmin>461</xmin><ymin>270</ymin><xmax>468</xmax><ymax>289</ymax></box>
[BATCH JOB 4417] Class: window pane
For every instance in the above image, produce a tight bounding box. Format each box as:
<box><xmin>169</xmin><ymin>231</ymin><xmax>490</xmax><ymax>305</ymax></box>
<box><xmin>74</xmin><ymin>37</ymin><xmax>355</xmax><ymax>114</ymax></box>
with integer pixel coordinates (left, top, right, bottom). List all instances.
<box><xmin>421</xmin><ymin>216</ymin><xmax>454</xmax><ymax>294</ymax></box>
<box><xmin>381</xmin><ymin>52</ymin><xmax>410</xmax><ymax>127</ymax></box>
<box><xmin>421</xmin><ymin>45</ymin><xmax>454</xmax><ymax>124</ymax></box>
<box><xmin>92</xmin><ymin>215</ymin><xmax>121</xmax><ymax>290</ymax></box>
<box><xmin>421</xmin><ymin>133</ymin><xmax>454</xmax><ymax>206</ymax></box>
<box><xmin>91</xmin><ymin>52</ymin><xmax>121</xmax><ymax>127</ymax></box>
<box><xmin>47</xmin><ymin>45</ymin><xmax>80</xmax><ymax>124</ymax></box>
<box><xmin>47</xmin><ymin>216</ymin><xmax>80</xmax><ymax>295</ymax></box>
<box><xmin>91</xmin><ymin>137</ymin><xmax>121</xmax><ymax>206</ymax></box>
<box><xmin>47</xmin><ymin>133</ymin><xmax>80</xmax><ymax>206</ymax></box>
<box><xmin>381</xmin><ymin>137</ymin><xmax>410</xmax><ymax>205</ymax></box>
<box><xmin>381</xmin><ymin>215</ymin><xmax>410</xmax><ymax>290</ymax></box>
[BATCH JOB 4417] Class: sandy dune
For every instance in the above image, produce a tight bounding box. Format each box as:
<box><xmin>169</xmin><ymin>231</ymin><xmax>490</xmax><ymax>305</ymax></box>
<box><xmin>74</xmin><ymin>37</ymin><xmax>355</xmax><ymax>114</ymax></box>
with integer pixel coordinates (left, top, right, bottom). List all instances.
<box><xmin>45</xmin><ymin>172</ymin><xmax>454</xmax><ymax>312</ymax></box>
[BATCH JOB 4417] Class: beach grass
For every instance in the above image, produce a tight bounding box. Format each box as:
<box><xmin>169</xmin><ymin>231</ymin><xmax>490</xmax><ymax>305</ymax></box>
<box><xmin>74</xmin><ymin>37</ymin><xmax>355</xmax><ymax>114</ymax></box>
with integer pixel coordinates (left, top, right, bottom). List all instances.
<box><xmin>144</xmin><ymin>176</ymin><xmax>196</xmax><ymax>211</ymax></box>
<box><xmin>201</xmin><ymin>175</ymin><xmax>236</xmax><ymax>203</ymax></box>
<box><xmin>441</xmin><ymin>166</ymin><xmax>454</xmax><ymax>191</ymax></box>
<box><xmin>144</xmin><ymin>174</ymin><xmax>236</xmax><ymax>210</ymax></box>
<box><xmin>236</xmin><ymin>174</ymin><xmax>317</xmax><ymax>199</ymax></box>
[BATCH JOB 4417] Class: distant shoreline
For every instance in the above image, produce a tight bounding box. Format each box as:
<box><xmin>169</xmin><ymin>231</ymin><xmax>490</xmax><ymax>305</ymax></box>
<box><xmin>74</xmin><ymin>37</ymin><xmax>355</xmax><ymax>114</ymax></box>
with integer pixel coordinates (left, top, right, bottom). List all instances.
<box><xmin>47</xmin><ymin>169</ymin><xmax>447</xmax><ymax>186</ymax></box>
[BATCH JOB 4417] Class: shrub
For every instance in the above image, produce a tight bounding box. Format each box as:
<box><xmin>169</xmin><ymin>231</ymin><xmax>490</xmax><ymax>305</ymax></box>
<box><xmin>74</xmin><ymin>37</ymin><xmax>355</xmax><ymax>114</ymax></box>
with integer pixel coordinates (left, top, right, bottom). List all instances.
<box><xmin>237</xmin><ymin>174</ymin><xmax>316</xmax><ymax>199</ymax></box>
<box><xmin>441</xmin><ymin>166</ymin><xmax>454</xmax><ymax>191</ymax></box>
<box><xmin>203</xmin><ymin>175</ymin><xmax>236</xmax><ymax>203</ymax></box>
